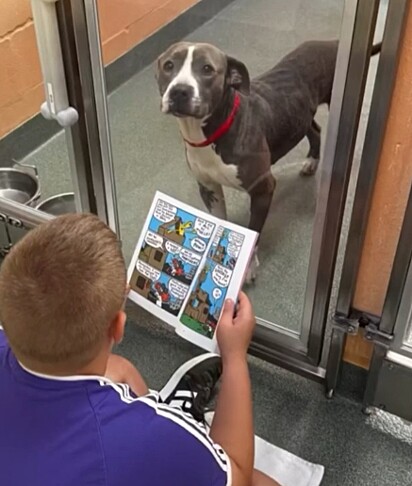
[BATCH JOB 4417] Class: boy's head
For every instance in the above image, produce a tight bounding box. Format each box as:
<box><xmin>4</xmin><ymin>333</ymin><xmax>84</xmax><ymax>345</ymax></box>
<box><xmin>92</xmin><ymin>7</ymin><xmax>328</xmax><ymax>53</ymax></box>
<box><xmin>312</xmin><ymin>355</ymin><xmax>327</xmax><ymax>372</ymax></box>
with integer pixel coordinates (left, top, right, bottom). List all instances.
<box><xmin>0</xmin><ymin>213</ymin><xmax>127</xmax><ymax>373</ymax></box>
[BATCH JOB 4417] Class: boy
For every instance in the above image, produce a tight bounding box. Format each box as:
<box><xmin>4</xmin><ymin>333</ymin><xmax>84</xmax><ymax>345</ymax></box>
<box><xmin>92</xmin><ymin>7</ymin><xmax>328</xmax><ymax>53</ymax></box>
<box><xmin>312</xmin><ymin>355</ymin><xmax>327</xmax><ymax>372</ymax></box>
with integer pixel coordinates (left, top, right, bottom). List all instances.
<box><xmin>0</xmin><ymin>213</ymin><xmax>279</xmax><ymax>485</ymax></box>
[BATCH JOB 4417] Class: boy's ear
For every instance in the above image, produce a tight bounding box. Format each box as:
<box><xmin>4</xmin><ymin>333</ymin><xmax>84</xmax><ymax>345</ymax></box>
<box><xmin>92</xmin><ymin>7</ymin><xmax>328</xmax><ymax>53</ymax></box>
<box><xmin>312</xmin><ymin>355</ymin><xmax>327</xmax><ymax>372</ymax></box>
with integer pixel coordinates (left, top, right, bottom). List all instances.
<box><xmin>226</xmin><ymin>56</ymin><xmax>250</xmax><ymax>95</ymax></box>
<box><xmin>110</xmin><ymin>311</ymin><xmax>126</xmax><ymax>345</ymax></box>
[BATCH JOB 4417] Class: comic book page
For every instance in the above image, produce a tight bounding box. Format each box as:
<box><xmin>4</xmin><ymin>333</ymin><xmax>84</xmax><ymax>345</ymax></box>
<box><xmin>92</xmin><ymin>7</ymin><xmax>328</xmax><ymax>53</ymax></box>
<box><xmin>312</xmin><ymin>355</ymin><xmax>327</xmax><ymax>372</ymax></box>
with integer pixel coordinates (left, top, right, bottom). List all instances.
<box><xmin>176</xmin><ymin>223</ymin><xmax>257</xmax><ymax>353</ymax></box>
<box><xmin>128</xmin><ymin>193</ymin><xmax>215</xmax><ymax>328</ymax></box>
<box><xmin>127</xmin><ymin>192</ymin><xmax>258</xmax><ymax>353</ymax></box>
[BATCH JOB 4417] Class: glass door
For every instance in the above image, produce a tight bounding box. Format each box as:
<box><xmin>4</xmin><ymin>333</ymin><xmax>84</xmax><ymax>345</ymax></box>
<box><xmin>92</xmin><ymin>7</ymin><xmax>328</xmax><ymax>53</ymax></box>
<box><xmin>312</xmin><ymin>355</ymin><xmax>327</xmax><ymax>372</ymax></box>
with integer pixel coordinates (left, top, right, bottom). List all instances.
<box><xmin>89</xmin><ymin>0</ymin><xmax>383</xmax><ymax>375</ymax></box>
<box><xmin>1</xmin><ymin>0</ymin><xmax>387</xmax><ymax>378</ymax></box>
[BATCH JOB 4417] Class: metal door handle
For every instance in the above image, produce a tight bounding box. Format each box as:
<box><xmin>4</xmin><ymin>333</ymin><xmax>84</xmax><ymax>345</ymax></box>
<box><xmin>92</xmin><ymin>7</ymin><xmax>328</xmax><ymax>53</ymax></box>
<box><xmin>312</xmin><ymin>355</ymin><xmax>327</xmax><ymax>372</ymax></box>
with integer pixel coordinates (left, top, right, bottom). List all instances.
<box><xmin>30</xmin><ymin>0</ymin><xmax>79</xmax><ymax>127</ymax></box>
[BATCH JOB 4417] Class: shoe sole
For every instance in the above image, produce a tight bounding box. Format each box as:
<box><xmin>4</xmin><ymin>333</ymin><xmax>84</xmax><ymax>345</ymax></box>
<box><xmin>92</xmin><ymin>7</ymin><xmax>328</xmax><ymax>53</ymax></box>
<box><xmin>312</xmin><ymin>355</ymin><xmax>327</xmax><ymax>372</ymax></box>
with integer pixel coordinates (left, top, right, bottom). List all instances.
<box><xmin>159</xmin><ymin>352</ymin><xmax>220</xmax><ymax>402</ymax></box>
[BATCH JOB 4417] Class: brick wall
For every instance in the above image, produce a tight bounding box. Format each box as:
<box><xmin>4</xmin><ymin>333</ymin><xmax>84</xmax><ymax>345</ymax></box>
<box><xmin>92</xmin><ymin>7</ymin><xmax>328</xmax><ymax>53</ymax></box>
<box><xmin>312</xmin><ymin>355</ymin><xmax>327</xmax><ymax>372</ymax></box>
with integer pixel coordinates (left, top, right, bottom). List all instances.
<box><xmin>99</xmin><ymin>0</ymin><xmax>198</xmax><ymax>65</ymax></box>
<box><xmin>0</xmin><ymin>0</ymin><xmax>198</xmax><ymax>139</ymax></box>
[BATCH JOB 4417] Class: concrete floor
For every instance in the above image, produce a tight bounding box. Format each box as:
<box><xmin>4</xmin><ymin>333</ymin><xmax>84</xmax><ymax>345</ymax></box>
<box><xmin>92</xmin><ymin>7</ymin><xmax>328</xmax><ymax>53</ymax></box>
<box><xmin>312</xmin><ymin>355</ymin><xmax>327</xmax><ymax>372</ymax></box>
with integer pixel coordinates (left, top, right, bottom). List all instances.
<box><xmin>5</xmin><ymin>0</ymin><xmax>412</xmax><ymax>484</ymax></box>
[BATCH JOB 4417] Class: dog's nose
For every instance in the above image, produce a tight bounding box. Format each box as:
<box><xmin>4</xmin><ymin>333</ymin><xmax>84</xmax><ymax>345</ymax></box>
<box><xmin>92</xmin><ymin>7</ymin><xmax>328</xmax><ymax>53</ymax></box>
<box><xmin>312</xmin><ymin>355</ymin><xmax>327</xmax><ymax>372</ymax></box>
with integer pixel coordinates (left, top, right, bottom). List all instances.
<box><xmin>169</xmin><ymin>84</ymin><xmax>193</xmax><ymax>104</ymax></box>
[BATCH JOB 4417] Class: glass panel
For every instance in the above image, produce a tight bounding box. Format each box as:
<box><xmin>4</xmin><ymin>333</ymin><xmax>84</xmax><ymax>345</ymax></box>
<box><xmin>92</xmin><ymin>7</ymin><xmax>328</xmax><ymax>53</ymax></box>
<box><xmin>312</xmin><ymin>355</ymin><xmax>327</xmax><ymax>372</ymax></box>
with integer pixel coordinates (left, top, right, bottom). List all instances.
<box><xmin>404</xmin><ymin>313</ymin><xmax>412</xmax><ymax>348</ymax></box>
<box><xmin>388</xmin><ymin>242</ymin><xmax>412</xmax><ymax>357</ymax></box>
<box><xmin>98</xmin><ymin>0</ymin><xmax>347</xmax><ymax>336</ymax></box>
<box><xmin>0</xmin><ymin>0</ymin><xmax>77</xmax><ymax>257</ymax></box>
<box><xmin>392</xmin><ymin>270</ymin><xmax>412</xmax><ymax>356</ymax></box>
<box><xmin>396</xmin><ymin>261</ymin><xmax>412</xmax><ymax>352</ymax></box>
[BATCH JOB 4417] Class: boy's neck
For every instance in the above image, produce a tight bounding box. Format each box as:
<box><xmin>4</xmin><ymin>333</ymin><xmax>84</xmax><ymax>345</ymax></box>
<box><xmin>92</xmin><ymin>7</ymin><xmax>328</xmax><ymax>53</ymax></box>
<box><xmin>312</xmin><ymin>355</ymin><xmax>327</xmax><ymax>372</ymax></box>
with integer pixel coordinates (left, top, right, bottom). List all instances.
<box><xmin>19</xmin><ymin>352</ymin><xmax>109</xmax><ymax>378</ymax></box>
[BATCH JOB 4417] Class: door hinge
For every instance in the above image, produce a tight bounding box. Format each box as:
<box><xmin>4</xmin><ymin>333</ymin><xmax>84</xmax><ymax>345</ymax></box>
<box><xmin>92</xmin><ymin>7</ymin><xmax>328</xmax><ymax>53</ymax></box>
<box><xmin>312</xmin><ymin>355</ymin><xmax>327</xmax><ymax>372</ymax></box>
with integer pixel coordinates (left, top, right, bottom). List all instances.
<box><xmin>331</xmin><ymin>312</ymin><xmax>384</xmax><ymax>338</ymax></box>
<box><xmin>364</xmin><ymin>323</ymin><xmax>393</xmax><ymax>348</ymax></box>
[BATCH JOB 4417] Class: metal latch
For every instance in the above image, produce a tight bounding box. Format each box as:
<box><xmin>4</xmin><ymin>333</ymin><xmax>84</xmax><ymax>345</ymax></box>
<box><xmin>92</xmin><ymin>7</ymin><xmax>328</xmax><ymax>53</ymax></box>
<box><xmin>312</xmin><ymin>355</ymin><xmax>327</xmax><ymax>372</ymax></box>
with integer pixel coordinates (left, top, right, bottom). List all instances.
<box><xmin>331</xmin><ymin>313</ymin><xmax>359</xmax><ymax>335</ymax></box>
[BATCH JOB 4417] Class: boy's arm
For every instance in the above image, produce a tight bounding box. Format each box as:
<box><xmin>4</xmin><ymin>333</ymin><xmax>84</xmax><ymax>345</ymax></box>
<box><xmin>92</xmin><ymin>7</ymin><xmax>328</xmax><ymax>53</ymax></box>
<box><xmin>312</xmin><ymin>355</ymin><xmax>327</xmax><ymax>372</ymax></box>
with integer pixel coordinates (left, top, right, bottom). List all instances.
<box><xmin>105</xmin><ymin>354</ymin><xmax>149</xmax><ymax>396</ymax></box>
<box><xmin>210</xmin><ymin>293</ymin><xmax>256</xmax><ymax>486</ymax></box>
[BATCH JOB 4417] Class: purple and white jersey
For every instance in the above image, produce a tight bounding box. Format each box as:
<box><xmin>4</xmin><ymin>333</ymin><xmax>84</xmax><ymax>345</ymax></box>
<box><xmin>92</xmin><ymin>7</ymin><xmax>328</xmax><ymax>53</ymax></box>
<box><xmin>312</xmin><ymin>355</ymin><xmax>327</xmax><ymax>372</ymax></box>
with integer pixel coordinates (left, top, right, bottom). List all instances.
<box><xmin>0</xmin><ymin>329</ymin><xmax>231</xmax><ymax>485</ymax></box>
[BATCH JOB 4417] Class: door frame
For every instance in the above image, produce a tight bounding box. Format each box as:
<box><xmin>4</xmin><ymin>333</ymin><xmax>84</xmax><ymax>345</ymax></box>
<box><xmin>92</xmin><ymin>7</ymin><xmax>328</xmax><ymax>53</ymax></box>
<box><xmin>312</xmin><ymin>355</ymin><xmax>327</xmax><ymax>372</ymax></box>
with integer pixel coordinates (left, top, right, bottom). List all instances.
<box><xmin>325</xmin><ymin>0</ymin><xmax>410</xmax><ymax>395</ymax></box>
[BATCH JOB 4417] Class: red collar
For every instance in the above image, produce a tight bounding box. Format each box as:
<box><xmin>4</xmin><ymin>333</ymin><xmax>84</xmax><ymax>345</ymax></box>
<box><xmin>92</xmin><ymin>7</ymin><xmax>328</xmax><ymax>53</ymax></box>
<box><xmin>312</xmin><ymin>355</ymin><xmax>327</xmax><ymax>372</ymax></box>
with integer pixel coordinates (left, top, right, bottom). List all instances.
<box><xmin>184</xmin><ymin>93</ymin><xmax>241</xmax><ymax>148</ymax></box>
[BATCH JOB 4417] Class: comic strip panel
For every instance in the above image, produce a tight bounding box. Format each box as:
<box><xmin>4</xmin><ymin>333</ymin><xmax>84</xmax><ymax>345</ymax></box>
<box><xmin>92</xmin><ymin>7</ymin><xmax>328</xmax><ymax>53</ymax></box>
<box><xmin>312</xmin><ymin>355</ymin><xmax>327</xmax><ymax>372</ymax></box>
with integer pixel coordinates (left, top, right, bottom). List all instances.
<box><xmin>130</xmin><ymin>260</ymin><xmax>189</xmax><ymax>316</ymax></box>
<box><xmin>180</xmin><ymin>259</ymin><xmax>233</xmax><ymax>339</ymax></box>
<box><xmin>208</xmin><ymin>226</ymin><xmax>245</xmax><ymax>270</ymax></box>
<box><xmin>148</xmin><ymin>199</ymin><xmax>215</xmax><ymax>254</ymax></box>
<box><xmin>162</xmin><ymin>241</ymin><xmax>202</xmax><ymax>285</ymax></box>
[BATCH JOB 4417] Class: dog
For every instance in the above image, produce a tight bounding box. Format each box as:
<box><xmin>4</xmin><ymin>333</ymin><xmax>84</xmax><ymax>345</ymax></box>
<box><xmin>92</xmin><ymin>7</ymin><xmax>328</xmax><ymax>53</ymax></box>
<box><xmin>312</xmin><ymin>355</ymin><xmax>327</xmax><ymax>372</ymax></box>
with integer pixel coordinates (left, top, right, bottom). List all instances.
<box><xmin>155</xmin><ymin>40</ymin><xmax>381</xmax><ymax>281</ymax></box>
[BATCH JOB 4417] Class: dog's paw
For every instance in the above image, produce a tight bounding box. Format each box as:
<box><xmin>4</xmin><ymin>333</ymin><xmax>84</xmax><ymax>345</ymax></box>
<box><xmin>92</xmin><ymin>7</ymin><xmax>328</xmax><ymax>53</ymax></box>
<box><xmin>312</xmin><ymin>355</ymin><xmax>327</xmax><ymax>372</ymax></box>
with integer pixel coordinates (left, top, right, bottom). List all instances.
<box><xmin>245</xmin><ymin>249</ymin><xmax>260</xmax><ymax>284</ymax></box>
<box><xmin>300</xmin><ymin>157</ymin><xmax>319</xmax><ymax>176</ymax></box>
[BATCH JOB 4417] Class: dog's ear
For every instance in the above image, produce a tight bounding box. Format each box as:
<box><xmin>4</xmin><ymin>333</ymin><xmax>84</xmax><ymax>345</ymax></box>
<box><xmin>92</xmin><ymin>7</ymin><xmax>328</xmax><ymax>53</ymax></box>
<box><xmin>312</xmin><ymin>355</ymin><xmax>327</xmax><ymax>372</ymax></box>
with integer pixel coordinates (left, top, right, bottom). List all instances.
<box><xmin>226</xmin><ymin>56</ymin><xmax>250</xmax><ymax>95</ymax></box>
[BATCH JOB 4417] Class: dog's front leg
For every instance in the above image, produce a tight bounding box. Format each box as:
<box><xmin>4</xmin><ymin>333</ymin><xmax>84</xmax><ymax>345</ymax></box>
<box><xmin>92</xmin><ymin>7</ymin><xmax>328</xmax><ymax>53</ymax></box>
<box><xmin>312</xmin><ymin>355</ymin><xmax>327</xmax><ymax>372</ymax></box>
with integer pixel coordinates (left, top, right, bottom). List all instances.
<box><xmin>198</xmin><ymin>182</ymin><xmax>227</xmax><ymax>220</ymax></box>
<box><xmin>246</xmin><ymin>175</ymin><xmax>276</xmax><ymax>283</ymax></box>
<box><xmin>301</xmin><ymin>120</ymin><xmax>321</xmax><ymax>176</ymax></box>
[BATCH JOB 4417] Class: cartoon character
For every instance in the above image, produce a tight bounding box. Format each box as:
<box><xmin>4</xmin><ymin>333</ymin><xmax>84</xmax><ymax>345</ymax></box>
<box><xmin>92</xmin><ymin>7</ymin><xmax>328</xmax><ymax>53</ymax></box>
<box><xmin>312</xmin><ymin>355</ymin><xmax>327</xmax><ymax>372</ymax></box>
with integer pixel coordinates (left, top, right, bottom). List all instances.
<box><xmin>153</xmin><ymin>282</ymin><xmax>170</xmax><ymax>307</ymax></box>
<box><xmin>166</xmin><ymin>217</ymin><xmax>194</xmax><ymax>237</ymax></box>
<box><xmin>171</xmin><ymin>258</ymin><xmax>184</xmax><ymax>277</ymax></box>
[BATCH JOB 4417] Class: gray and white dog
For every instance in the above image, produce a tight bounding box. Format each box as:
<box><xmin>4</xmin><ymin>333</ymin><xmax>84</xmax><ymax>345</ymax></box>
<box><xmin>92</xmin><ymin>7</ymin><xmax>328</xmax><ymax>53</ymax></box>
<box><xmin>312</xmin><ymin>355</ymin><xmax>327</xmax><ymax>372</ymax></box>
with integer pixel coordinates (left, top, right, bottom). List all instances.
<box><xmin>155</xmin><ymin>40</ymin><xmax>380</xmax><ymax>281</ymax></box>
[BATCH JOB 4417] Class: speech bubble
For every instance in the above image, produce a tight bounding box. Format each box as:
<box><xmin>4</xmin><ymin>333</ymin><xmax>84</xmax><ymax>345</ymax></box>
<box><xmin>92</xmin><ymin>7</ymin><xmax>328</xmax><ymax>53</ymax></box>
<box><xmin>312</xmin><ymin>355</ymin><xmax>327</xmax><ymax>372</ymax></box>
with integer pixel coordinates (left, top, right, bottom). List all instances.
<box><xmin>212</xmin><ymin>264</ymin><xmax>232</xmax><ymax>288</ymax></box>
<box><xmin>228</xmin><ymin>231</ymin><xmax>244</xmax><ymax>247</ymax></box>
<box><xmin>227</xmin><ymin>243</ymin><xmax>240</xmax><ymax>259</ymax></box>
<box><xmin>153</xmin><ymin>200</ymin><xmax>177</xmax><ymax>223</ymax></box>
<box><xmin>168</xmin><ymin>279</ymin><xmax>188</xmax><ymax>300</ymax></box>
<box><xmin>145</xmin><ymin>230</ymin><xmax>163</xmax><ymax>249</ymax></box>
<box><xmin>191</xmin><ymin>237</ymin><xmax>207</xmax><ymax>253</ymax></box>
<box><xmin>180</xmin><ymin>248</ymin><xmax>202</xmax><ymax>266</ymax></box>
<box><xmin>194</xmin><ymin>218</ymin><xmax>214</xmax><ymax>238</ymax></box>
<box><xmin>165</xmin><ymin>240</ymin><xmax>181</xmax><ymax>254</ymax></box>
<box><xmin>212</xmin><ymin>288</ymin><xmax>222</xmax><ymax>300</ymax></box>
<box><xmin>136</xmin><ymin>260</ymin><xmax>161</xmax><ymax>281</ymax></box>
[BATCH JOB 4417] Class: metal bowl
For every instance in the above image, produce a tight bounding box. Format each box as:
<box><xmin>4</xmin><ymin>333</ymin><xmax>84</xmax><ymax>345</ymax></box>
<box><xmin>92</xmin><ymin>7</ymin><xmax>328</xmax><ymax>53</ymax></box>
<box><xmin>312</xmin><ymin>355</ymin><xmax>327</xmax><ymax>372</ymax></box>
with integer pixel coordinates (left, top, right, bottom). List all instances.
<box><xmin>36</xmin><ymin>193</ymin><xmax>76</xmax><ymax>216</ymax></box>
<box><xmin>0</xmin><ymin>168</ymin><xmax>40</xmax><ymax>206</ymax></box>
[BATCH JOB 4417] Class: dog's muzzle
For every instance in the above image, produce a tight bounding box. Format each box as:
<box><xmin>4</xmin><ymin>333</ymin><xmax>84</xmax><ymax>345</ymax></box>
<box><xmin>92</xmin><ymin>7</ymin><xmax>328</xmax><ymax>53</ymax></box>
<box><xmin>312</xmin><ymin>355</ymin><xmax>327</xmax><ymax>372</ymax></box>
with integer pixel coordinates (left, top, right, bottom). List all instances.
<box><xmin>163</xmin><ymin>84</ymin><xmax>197</xmax><ymax>117</ymax></box>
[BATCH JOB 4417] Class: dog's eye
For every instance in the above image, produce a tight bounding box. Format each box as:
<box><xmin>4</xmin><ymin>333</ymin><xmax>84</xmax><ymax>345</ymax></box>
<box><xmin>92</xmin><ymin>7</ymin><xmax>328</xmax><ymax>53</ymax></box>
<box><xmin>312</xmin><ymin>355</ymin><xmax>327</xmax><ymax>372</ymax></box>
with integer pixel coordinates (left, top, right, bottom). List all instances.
<box><xmin>202</xmin><ymin>64</ymin><xmax>214</xmax><ymax>74</ymax></box>
<box><xmin>163</xmin><ymin>61</ymin><xmax>174</xmax><ymax>72</ymax></box>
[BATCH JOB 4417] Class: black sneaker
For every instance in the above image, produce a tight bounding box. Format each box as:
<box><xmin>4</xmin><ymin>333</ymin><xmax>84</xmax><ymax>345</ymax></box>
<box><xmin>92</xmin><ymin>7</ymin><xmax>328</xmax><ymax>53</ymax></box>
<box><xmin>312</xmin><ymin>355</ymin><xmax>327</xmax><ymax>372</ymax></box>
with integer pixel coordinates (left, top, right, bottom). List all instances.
<box><xmin>159</xmin><ymin>353</ymin><xmax>222</xmax><ymax>423</ymax></box>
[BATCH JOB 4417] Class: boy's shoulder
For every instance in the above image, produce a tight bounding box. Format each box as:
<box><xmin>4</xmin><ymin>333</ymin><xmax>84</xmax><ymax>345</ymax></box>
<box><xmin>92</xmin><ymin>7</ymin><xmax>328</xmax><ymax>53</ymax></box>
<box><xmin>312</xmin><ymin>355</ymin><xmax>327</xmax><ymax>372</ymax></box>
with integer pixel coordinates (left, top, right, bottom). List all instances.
<box><xmin>0</xmin><ymin>333</ymin><xmax>229</xmax><ymax>485</ymax></box>
<box><xmin>91</xmin><ymin>386</ymin><xmax>230</xmax><ymax>485</ymax></box>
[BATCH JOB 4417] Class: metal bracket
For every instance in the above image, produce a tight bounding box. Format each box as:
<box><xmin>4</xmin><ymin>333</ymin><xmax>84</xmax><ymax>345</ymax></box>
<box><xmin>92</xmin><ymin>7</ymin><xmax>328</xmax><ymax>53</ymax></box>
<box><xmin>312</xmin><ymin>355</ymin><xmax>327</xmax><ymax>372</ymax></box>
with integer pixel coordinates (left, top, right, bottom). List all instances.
<box><xmin>364</xmin><ymin>323</ymin><xmax>394</xmax><ymax>348</ymax></box>
<box><xmin>331</xmin><ymin>312</ymin><xmax>360</xmax><ymax>335</ymax></box>
<box><xmin>31</xmin><ymin>0</ymin><xmax>79</xmax><ymax>127</ymax></box>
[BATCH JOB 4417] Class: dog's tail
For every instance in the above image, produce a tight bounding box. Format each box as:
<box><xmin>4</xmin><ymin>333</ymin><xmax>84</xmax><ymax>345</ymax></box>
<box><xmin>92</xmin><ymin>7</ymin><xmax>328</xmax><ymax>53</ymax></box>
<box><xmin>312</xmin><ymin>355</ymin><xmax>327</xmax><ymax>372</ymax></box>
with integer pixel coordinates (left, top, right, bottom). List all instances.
<box><xmin>371</xmin><ymin>42</ymin><xmax>382</xmax><ymax>56</ymax></box>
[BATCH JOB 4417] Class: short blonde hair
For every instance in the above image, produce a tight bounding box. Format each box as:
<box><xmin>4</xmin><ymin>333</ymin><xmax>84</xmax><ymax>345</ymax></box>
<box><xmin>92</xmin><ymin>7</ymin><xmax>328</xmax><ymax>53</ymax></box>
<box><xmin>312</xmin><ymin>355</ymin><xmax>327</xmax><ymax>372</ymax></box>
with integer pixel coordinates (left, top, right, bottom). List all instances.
<box><xmin>0</xmin><ymin>213</ymin><xmax>126</xmax><ymax>369</ymax></box>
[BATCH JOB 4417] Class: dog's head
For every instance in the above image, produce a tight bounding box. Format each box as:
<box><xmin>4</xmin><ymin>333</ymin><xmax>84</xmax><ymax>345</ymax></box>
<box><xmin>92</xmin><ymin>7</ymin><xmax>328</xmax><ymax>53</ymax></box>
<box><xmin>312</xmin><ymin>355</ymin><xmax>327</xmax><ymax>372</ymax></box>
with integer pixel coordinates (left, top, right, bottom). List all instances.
<box><xmin>155</xmin><ymin>42</ymin><xmax>250</xmax><ymax>119</ymax></box>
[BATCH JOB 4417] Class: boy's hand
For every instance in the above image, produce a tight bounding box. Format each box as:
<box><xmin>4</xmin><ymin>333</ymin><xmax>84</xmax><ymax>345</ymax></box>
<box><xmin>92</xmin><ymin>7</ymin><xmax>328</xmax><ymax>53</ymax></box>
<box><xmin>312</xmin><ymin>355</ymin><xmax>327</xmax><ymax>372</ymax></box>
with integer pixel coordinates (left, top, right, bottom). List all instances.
<box><xmin>216</xmin><ymin>292</ymin><xmax>256</xmax><ymax>363</ymax></box>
